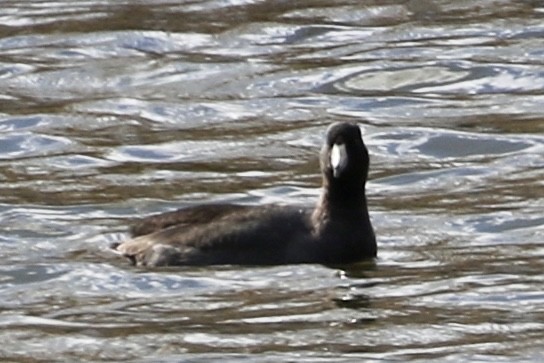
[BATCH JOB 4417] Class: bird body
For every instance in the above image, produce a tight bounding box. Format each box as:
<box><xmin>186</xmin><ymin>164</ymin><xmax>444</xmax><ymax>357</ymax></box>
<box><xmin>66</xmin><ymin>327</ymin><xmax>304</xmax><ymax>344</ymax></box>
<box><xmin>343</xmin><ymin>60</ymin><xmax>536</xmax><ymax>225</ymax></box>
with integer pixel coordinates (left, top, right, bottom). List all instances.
<box><xmin>113</xmin><ymin>122</ymin><xmax>376</xmax><ymax>267</ymax></box>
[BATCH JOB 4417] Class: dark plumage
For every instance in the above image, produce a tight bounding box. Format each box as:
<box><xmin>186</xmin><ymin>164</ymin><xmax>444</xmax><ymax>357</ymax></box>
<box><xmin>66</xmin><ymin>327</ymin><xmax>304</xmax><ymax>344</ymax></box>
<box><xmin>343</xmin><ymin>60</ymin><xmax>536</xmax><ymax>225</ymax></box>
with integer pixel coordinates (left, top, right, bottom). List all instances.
<box><xmin>113</xmin><ymin>122</ymin><xmax>376</xmax><ymax>267</ymax></box>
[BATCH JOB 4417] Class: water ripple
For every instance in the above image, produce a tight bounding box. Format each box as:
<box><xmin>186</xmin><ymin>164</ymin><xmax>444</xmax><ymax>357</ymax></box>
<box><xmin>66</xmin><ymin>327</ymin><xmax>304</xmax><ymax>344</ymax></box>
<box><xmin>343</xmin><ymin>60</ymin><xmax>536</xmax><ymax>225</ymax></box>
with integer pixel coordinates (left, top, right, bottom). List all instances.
<box><xmin>1</xmin><ymin>0</ymin><xmax>543</xmax><ymax>362</ymax></box>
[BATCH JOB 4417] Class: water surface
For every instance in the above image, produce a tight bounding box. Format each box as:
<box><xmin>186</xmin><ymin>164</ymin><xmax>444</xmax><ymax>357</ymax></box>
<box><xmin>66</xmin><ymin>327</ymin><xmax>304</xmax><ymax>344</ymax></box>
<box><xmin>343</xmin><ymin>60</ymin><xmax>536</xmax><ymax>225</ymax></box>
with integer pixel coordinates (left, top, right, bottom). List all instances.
<box><xmin>0</xmin><ymin>1</ymin><xmax>543</xmax><ymax>362</ymax></box>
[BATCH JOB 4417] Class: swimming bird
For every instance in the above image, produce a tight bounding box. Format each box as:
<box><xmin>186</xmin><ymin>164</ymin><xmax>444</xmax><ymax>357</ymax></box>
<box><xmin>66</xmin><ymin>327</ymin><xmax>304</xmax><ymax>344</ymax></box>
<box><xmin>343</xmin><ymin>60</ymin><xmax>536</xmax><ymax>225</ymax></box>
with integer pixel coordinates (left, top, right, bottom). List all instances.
<box><xmin>113</xmin><ymin>122</ymin><xmax>376</xmax><ymax>266</ymax></box>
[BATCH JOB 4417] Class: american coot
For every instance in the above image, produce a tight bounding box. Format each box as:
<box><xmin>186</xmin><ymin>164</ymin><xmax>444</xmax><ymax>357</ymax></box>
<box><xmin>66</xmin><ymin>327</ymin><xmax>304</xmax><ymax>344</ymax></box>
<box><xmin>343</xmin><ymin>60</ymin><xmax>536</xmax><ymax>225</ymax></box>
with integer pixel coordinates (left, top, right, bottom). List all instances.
<box><xmin>113</xmin><ymin>122</ymin><xmax>376</xmax><ymax>266</ymax></box>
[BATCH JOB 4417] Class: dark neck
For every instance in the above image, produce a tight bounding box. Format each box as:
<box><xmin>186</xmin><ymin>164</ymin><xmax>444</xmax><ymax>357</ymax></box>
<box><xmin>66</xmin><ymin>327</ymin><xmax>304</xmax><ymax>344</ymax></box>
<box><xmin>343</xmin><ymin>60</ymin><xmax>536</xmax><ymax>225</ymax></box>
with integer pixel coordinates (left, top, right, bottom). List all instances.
<box><xmin>312</xmin><ymin>176</ymin><xmax>368</xmax><ymax>228</ymax></box>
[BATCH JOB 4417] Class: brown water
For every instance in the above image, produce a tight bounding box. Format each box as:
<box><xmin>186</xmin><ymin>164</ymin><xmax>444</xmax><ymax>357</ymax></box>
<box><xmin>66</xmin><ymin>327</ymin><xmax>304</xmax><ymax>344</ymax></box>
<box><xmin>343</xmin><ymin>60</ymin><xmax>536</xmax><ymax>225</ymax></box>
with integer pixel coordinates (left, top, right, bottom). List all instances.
<box><xmin>1</xmin><ymin>1</ymin><xmax>543</xmax><ymax>361</ymax></box>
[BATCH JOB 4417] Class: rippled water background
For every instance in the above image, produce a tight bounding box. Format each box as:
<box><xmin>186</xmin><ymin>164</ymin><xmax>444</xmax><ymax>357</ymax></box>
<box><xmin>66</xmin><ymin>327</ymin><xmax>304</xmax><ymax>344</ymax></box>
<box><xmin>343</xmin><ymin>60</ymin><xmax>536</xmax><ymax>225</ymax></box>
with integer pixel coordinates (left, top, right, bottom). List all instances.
<box><xmin>1</xmin><ymin>0</ymin><xmax>543</xmax><ymax>361</ymax></box>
